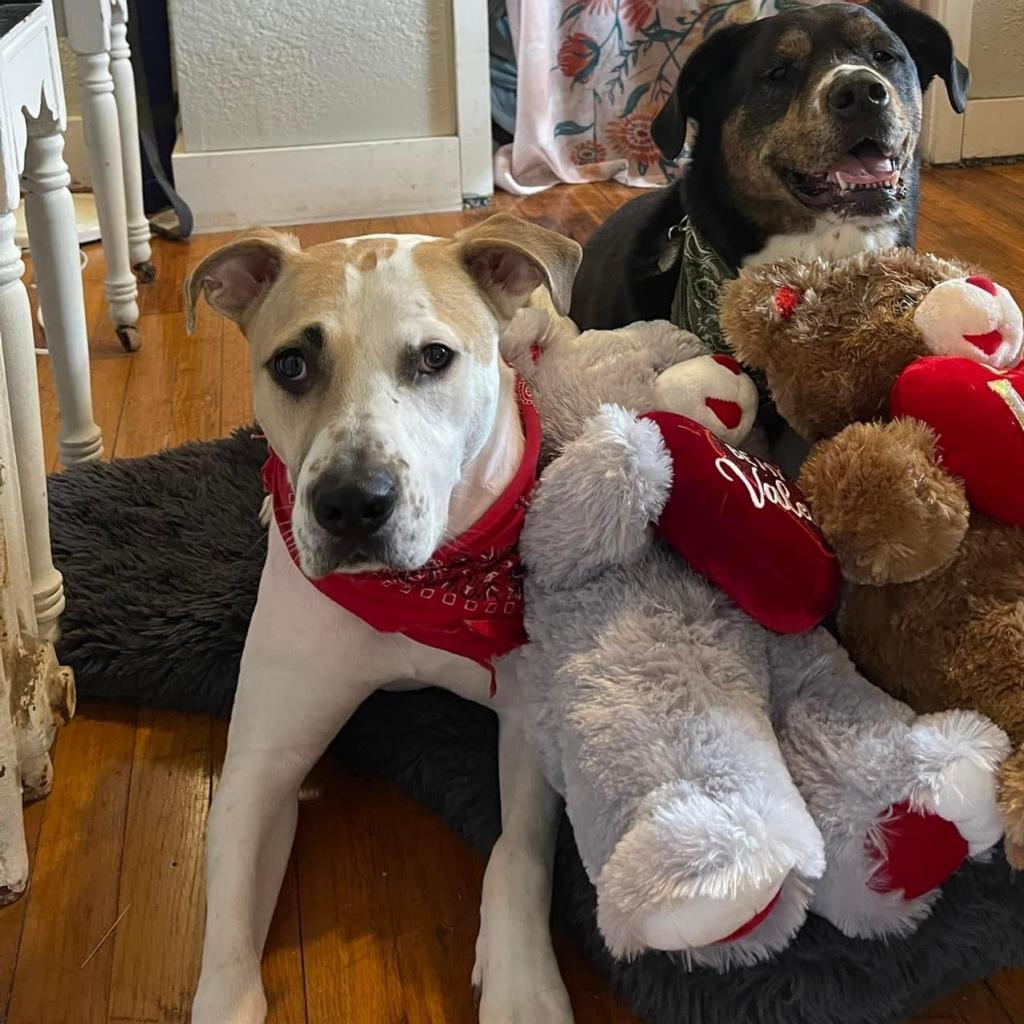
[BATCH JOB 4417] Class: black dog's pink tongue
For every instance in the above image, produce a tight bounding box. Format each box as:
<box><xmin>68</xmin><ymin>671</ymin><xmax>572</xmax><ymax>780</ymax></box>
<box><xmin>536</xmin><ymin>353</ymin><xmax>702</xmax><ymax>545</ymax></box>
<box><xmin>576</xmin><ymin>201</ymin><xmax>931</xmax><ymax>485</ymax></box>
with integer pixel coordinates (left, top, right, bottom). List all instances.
<box><xmin>830</xmin><ymin>151</ymin><xmax>894</xmax><ymax>184</ymax></box>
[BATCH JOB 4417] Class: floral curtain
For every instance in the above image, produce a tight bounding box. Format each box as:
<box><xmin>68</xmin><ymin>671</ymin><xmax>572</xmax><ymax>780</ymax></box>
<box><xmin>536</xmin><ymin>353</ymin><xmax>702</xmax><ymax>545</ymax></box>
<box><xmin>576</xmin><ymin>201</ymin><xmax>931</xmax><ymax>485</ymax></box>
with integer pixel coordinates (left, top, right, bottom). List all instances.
<box><xmin>493</xmin><ymin>0</ymin><xmax>828</xmax><ymax>195</ymax></box>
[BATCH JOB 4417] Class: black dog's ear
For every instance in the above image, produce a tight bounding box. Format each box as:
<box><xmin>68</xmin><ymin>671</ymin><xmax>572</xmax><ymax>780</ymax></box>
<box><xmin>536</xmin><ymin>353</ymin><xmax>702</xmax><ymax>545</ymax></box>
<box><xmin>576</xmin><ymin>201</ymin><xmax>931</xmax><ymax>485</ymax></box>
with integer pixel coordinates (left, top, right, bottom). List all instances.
<box><xmin>651</xmin><ymin>23</ymin><xmax>751</xmax><ymax>160</ymax></box>
<box><xmin>868</xmin><ymin>0</ymin><xmax>970</xmax><ymax>113</ymax></box>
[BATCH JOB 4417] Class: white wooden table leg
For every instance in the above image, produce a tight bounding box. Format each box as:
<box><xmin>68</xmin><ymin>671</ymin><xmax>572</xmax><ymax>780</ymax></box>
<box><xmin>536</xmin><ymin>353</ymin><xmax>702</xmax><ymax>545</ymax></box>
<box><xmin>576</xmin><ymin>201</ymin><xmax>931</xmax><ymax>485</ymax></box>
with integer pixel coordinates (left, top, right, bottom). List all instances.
<box><xmin>0</xmin><ymin>211</ymin><xmax>65</xmax><ymax>640</ymax></box>
<box><xmin>109</xmin><ymin>0</ymin><xmax>153</xmax><ymax>282</ymax></box>
<box><xmin>75</xmin><ymin>47</ymin><xmax>140</xmax><ymax>352</ymax></box>
<box><xmin>0</xmin><ymin>655</ymin><xmax>29</xmax><ymax>903</ymax></box>
<box><xmin>22</xmin><ymin>113</ymin><xmax>104</xmax><ymax>467</ymax></box>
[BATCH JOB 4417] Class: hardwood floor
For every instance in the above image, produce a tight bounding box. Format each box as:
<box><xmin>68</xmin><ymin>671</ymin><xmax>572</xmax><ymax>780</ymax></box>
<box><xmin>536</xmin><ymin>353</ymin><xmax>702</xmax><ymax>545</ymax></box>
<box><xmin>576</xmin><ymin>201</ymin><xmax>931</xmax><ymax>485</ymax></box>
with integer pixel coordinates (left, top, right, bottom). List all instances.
<box><xmin>5</xmin><ymin>164</ymin><xmax>1024</xmax><ymax>1024</ymax></box>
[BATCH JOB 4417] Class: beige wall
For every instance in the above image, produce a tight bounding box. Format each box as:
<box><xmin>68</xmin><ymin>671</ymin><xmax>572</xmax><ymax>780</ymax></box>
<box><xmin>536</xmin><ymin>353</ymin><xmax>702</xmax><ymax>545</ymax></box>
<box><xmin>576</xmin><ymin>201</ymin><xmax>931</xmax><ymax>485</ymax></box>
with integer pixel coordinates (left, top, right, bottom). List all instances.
<box><xmin>169</xmin><ymin>0</ymin><xmax>457</xmax><ymax>153</ymax></box>
<box><xmin>970</xmin><ymin>0</ymin><xmax>1024</xmax><ymax>100</ymax></box>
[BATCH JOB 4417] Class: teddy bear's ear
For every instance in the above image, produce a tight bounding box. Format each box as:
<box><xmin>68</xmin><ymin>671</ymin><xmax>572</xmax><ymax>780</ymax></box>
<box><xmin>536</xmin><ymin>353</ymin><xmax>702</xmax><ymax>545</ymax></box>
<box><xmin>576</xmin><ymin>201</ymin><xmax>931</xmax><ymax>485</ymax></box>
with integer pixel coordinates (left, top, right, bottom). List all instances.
<box><xmin>719</xmin><ymin>270</ymin><xmax>805</xmax><ymax>370</ymax></box>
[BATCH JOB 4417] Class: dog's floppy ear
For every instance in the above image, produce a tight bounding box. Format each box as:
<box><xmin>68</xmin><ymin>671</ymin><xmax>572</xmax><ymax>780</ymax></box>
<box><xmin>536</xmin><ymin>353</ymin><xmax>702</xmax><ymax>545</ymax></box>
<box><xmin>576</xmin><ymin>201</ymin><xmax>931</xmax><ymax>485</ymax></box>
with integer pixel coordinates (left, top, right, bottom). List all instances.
<box><xmin>651</xmin><ymin>23</ymin><xmax>751</xmax><ymax>160</ymax></box>
<box><xmin>868</xmin><ymin>0</ymin><xmax>970</xmax><ymax>113</ymax></box>
<box><xmin>456</xmin><ymin>214</ymin><xmax>583</xmax><ymax>320</ymax></box>
<box><xmin>184</xmin><ymin>228</ymin><xmax>300</xmax><ymax>334</ymax></box>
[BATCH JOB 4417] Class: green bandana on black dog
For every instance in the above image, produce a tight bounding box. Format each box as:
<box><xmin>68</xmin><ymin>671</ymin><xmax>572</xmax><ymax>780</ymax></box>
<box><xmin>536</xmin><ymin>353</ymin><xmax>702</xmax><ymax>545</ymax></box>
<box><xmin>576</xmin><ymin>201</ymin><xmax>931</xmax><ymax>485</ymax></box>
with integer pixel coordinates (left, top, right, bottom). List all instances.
<box><xmin>666</xmin><ymin>216</ymin><xmax>772</xmax><ymax>409</ymax></box>
<box><xmin>668</xmin><ymin>216</ymin><xmax>736</xmax><ymax>358</ymax></box>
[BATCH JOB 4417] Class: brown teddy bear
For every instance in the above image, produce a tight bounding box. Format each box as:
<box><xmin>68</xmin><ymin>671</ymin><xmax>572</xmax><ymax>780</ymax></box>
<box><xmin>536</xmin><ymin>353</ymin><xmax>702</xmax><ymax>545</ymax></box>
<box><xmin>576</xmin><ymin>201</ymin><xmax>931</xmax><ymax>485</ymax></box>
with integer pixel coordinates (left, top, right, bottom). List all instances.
<box><xmin>719</xmin><ymin>248</ymin><xmax>1024</xmax><ymax>864</ymax></box>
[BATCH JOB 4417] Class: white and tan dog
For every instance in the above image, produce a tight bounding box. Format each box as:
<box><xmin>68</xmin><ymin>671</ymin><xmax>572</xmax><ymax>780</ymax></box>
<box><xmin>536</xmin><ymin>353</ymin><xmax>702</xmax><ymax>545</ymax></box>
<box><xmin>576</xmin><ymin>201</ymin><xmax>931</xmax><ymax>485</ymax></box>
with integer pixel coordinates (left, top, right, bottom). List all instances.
<box><xmin>184</xmin><ymin>215</ymin><xmax>584</xmax><ymax>1024</ymax></box>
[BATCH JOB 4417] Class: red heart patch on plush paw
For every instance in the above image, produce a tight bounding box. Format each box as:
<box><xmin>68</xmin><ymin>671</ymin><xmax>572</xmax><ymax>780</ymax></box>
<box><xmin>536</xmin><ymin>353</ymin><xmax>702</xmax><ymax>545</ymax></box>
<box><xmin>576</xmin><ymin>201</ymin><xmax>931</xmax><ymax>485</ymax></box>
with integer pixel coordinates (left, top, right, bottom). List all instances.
<box><xmin>642</xmin><ymin>412</ymin><xmax>841</xmax><ymax>634</ymax></box>
<box><xmin>891</xmin><ymin>356</ymin><xmax>1024</xmax><ymax>527</ymax></box>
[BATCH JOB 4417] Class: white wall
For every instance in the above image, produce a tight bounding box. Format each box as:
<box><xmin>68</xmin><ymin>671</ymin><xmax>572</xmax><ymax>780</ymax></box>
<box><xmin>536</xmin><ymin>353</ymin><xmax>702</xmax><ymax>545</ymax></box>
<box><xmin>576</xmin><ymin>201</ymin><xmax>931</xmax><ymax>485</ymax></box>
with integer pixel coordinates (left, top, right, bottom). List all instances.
<box><xmin>57</xmin><ymin>39</ymin><xmax>91</xmax><ymax>189</ymax></box>
<box><xmin>169</xmin><ymin>0</ymin><xmax>457</xmax><ymax>153</ymax></box>
<box><xmin>970</xmin><ymin>0</ymin><xmax>1024</xmax><ymax>100</ymax></box>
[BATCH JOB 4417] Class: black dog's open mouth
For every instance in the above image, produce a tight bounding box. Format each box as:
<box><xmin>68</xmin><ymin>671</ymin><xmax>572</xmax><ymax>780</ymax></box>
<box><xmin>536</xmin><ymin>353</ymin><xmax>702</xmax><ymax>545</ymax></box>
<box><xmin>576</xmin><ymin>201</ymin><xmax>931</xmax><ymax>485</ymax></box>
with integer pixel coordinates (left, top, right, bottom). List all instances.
<box><xmin>780</xmin><ymin>140</ymin><xmax>907</xmax><ymax>213</ymax></box>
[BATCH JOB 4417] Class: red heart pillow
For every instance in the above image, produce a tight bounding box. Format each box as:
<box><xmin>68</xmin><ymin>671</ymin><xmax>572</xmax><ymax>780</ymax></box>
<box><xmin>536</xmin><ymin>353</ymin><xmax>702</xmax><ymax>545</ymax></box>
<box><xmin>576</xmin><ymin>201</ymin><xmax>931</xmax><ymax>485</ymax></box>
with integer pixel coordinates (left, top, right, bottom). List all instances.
<box><xmin>642</xmin><ymin>412</ymin><xmax>841</xmax><ymax>634</ymax></box>
<box><xmin>890</xmin><ymin>356</ymin><xmax>1024</xmax><ymax>527</ymax></box>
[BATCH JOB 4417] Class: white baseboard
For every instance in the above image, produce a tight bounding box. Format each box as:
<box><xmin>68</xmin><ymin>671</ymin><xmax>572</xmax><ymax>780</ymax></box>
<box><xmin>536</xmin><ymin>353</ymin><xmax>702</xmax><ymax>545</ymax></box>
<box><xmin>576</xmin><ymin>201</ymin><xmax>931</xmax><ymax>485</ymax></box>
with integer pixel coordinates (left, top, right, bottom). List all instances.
<box><xmin>962</xmin><ymin>97</ymin><xmax>1024</xmax><ymax>160</ymax></box>
<box><xmin>171</xmin><ymin>135</ymin><xmax>465</xmax><ymax>233</ymax></box>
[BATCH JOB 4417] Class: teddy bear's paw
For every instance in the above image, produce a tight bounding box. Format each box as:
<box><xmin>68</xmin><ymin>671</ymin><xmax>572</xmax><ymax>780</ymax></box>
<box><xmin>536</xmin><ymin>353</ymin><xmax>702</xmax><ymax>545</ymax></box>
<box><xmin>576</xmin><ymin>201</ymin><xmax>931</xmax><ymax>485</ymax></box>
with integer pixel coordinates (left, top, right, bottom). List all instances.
<box><xmin>997</xmin><ymin>746</ymin><xmax>1024</xmax><ymax>869</ymax></box>
<box><xmin>595</xmin><ymin>785</ymin><xmax>821</xmax><ymax>962</ymax></box>
<box><xmin>915</xmin><ymin>275</ymin><xmax>1024</xmax><ymax>370</ymax></box>
<box><xmin>799</xmin><ymin>419</ymin><xmax>969</xmax><ymax>585</ymax></box>
<box><xmin>651</xmin><ymin>354</ymin><xmax>758</xmax><ymax>446</ymax></box>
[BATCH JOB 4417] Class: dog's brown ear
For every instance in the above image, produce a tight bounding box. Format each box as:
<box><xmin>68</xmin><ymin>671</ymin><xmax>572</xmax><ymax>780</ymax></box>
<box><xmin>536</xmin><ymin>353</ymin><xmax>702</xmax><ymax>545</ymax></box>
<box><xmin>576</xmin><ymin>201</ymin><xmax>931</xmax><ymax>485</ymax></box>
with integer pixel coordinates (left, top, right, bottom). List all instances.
<box><xmin>652</xmin><ymin>23</ymin><xmax>752</xmax><ymax>160</ymax></box>
<box><xmin>868</xmin><ymin>0</ymin><xmax>970</xmax><ymax>113</ymax></box>
<box><xmin>184</xmin><ymin>229</ymin><xmax>300</xmax><ymax>334</ymax></box>
<box><xmin>456</xmin><ymin>214</ymin><xmax>583</xmax><ymax>320</ymax></box>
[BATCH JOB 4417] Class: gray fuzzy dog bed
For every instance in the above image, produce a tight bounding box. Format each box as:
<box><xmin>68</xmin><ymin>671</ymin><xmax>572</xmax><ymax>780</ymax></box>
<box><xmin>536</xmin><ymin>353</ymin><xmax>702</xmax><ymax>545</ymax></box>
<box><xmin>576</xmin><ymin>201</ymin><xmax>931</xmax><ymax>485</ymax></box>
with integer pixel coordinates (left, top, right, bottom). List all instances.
<box><xmin>48</xmin><ymin>431</ymin><xmax>1024</xmax><ymax>1024</ymax></box>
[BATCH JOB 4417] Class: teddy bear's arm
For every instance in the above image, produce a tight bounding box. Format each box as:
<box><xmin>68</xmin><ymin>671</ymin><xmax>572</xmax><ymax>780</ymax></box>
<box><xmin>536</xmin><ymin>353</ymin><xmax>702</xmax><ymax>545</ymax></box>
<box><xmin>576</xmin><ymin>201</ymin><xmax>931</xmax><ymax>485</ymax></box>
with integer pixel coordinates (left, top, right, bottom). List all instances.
<box><xmin>798</xmin><ymin>419</ymin><xmax>969</xmax><ymax>586</ymax></box>
<box><xmin>998</xmin><ymin>750</ymin><xmax>1024</xmax><ymax>870</ymax></box>
<box><xmin>520</xmin><ymin>405</ymin><xmax>671</xmax><ymax>592</ymax></box>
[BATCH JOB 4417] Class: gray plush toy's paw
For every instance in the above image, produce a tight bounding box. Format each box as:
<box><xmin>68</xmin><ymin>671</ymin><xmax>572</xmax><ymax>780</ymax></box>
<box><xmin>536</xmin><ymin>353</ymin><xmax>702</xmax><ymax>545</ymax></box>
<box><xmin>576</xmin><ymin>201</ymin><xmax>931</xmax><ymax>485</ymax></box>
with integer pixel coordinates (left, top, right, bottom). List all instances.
<box><xmin>652</xmin><ymin>353</ymin><xmax>758</xmax><ymax>446</ymax></box>
<box><xmin>686</xmin><ymin>873</ymin><xmax>814</xmax><ymax>973</ymax></box>
<box><xmin>595</xmin><ymin>782</ymin><xmax>823</xmax><ymax>966</ymax></box>
<box><xmin>808</xmin><ymin>710</ymin><xmax>1008</xmax><ymax>940</ymax></box>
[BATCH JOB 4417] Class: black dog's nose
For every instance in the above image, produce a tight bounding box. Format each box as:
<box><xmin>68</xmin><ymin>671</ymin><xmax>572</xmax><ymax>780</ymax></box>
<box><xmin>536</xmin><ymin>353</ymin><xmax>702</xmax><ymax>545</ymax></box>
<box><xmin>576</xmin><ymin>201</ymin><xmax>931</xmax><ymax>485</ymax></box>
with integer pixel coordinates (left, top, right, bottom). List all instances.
<box><xmin>828</xmin><ymin>70</ymin><xmax>890</xmax><ymax>121</ymax></box>
<box><xmin>312</xmin><ymin>468</ymin><xmax>398</xmax><ymax>538</ymax></box>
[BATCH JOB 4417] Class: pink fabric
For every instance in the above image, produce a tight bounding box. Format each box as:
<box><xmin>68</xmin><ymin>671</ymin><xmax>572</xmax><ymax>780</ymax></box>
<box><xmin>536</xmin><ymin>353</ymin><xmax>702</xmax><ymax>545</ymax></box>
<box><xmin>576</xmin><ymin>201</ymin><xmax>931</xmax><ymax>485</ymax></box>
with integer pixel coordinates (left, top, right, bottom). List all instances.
<box><xmin>494</xmin><ymin>0</ymin><xmax>829</xmax><ymax>195</ymax></box>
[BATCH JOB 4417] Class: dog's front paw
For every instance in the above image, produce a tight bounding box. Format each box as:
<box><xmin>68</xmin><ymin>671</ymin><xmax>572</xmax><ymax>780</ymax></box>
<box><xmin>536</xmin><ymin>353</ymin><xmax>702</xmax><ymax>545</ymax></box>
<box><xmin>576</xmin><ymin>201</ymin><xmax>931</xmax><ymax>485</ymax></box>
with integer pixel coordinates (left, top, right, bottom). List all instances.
<box><xmin>475</xmin><ymin>982</ymin><xmax>575</xmax><ymax>1024</ymax></box>
<box><xmin>473</xmin><ymin>881</ymin><xmax>574</xmax><ymax>1024</ymax></box>
<box><xmin>191</xmin><ymin>966</ymin><xmax>268</xmax><ymax>1024</ymax></box>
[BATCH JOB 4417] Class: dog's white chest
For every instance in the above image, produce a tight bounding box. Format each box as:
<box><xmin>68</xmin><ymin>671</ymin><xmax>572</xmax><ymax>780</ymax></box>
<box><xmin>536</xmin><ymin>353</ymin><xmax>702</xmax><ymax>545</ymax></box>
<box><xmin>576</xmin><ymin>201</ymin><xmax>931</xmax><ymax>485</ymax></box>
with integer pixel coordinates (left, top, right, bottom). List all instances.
<box><xmin>743</xmin><ymin>220</ymin><xmax>900</xmax><ymax>268</ymax></box>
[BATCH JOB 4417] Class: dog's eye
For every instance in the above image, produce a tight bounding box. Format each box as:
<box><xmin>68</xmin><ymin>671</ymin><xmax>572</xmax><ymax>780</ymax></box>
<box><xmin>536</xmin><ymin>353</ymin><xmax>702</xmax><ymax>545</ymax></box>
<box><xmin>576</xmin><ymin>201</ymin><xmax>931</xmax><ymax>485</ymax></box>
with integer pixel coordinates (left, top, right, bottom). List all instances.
<box><xmin>766</xmin><ymin>64</ymin><xmax>791</xmax><ymax>82</ymax></box>
<box><xmin>873</xmin><ymin>49</ymin><xmax>896</xmax><ymax>64</ymax></box>
<box><xmin>272</xmin><ymin>348</ymin><xmax>308</xmax><ymax>382</ymax></box>
<box><xmin>419</xmin><ymin>343</ymin><xmax>454</xmax><ymax>374</ymax></box>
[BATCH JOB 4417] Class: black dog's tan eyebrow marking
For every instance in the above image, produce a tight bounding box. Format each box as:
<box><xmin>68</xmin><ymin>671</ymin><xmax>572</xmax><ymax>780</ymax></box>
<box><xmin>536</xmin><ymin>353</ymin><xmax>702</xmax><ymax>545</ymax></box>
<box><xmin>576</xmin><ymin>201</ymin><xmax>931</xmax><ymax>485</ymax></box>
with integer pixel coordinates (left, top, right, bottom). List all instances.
<box><xmin>842</xmin><ymin>9</ymin><xmax>880</xmax><ymax>44</ymax></box>
<box><xmin>775</xmin><ymin>28</ymin><xmax>812</xmax><ymax>62</ymax></box>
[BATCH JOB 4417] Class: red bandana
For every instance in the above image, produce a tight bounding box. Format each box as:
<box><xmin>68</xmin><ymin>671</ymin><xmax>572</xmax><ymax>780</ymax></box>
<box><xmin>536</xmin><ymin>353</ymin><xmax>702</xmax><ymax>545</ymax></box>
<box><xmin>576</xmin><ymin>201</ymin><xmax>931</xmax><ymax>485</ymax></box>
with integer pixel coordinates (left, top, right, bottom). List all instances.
<box><xmin>261</xmin><ymin>377</ymin><xmax>541</xmax><ymax>695</ymax></box>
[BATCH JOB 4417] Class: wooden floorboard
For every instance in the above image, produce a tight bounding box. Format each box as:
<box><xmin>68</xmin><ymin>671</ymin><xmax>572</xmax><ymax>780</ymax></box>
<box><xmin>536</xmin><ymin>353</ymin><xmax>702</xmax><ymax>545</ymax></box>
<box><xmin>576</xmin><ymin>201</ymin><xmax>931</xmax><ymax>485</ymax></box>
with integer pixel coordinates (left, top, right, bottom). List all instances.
<box><xmin>6</xmin><ymin>708</ymin><xmax>137</xmax><ymax>1024</ymax></box>
<box><xmin>107</xmin><ymin>710</ymin><xmax>211</xmax><ymax>1024</ymax></box>
<box><xmin>4</xmin><ymin>165</ymin><xmax>1023</xmax><ymax>1023</ymax></box>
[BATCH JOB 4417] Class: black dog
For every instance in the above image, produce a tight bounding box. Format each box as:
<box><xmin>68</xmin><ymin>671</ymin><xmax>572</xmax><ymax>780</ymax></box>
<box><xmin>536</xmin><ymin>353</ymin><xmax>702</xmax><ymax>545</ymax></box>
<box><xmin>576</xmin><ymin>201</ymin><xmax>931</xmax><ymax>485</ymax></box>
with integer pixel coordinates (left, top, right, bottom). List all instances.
<box><xmin>569</xmin><ymin>0</ymin><xmax>968</xmax><ymax>333</ymax></box>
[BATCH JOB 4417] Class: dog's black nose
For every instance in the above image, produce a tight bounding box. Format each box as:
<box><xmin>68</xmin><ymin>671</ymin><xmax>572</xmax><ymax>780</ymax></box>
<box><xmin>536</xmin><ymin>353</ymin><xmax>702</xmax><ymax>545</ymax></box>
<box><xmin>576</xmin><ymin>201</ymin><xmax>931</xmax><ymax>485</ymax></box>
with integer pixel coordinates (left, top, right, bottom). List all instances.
<box><xmin>828</xmin><ymin>71</ymin><xmax>890</xmax><ymax>121</ymax></box>
<box><xmin>312</xmin><ymin>468</ymin><xmax>398</xmax><ymax>538</ymax></box>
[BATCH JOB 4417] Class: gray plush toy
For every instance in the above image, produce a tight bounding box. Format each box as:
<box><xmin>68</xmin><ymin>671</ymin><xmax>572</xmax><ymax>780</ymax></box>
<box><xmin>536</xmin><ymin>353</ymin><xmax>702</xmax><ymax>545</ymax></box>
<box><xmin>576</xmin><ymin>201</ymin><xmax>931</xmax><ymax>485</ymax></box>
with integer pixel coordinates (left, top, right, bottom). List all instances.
<box><xmin>501</xmin><ymin>309</ymin><xmax>1009</xmax><ymax>970</ymax></box>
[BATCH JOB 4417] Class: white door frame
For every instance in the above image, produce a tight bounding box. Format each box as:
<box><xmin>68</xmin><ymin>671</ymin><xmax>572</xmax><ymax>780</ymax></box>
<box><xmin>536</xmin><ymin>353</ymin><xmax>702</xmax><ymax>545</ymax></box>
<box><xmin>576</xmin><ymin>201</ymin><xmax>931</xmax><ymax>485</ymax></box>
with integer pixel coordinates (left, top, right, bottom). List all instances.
<box><xmin>453</xmin><ymin>0</ymin><xmax>494</xmax><ymax>204</ymax></box>
<box><xmin>918</xmin><ymin>0</ymin><xmax>974</xmax><ymax>164</ymax></box>
<box><xmin>920</xmin><ymin>0</ymin><xmax>1024</xmax><ymax>164</ymax></box>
